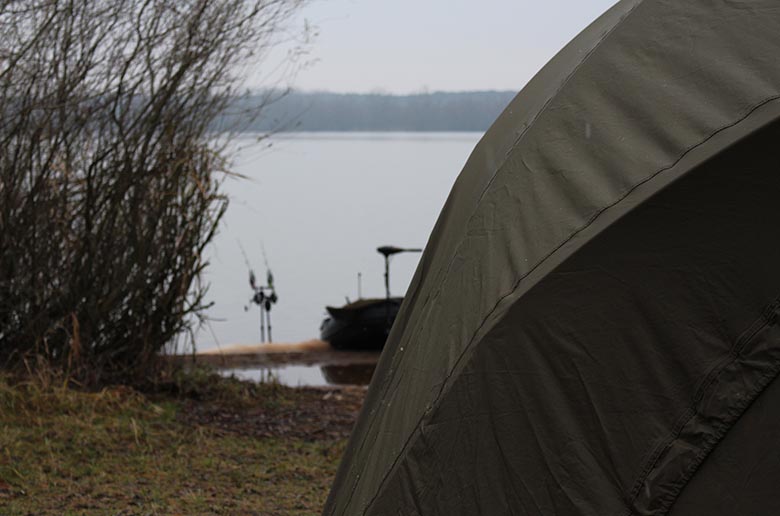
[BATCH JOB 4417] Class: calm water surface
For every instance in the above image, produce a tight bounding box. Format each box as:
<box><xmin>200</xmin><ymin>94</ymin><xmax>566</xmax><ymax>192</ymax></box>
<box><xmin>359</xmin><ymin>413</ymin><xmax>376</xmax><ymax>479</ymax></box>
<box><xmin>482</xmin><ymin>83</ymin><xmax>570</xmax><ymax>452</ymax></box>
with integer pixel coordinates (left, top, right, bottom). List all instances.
<box><xmin>220</xmin><ymin>362</ymin><xmax>377</xmax><ymax>387</ymax></box>
<box><xmin>197</xmin><ymin>132</ymin><xmax>482</xmax><ymax>351</ymax></box>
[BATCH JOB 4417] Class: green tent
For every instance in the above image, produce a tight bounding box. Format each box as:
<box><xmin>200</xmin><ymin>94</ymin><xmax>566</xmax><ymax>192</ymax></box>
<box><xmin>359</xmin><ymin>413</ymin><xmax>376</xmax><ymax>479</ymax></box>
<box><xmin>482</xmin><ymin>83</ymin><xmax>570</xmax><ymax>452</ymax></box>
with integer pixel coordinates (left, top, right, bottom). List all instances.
<box><xmin>325</xmin><ymin>1</ymin><xmax>780</xmax><ymax>514</ymax></box>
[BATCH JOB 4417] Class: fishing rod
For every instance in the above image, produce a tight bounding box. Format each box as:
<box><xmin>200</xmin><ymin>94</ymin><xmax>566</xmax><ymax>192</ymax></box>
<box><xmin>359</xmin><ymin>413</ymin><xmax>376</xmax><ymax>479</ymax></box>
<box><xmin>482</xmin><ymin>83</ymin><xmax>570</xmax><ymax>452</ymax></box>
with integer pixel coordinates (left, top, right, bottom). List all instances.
<box><xmin>240</xmin><ymin>240</ymin><xmax>278</xmax><ymax>342</ymax></box>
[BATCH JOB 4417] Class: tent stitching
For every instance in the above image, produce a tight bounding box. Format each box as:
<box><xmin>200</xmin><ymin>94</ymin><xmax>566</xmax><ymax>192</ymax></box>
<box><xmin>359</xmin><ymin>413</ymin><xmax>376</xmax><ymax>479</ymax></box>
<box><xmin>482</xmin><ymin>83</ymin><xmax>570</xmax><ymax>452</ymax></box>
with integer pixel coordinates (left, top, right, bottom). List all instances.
<box><xmin>341</xmin><ymin>1</ymin><xmax>649</xmax><ymax>512</ymax></box>
<box><xmin>356</xmin><ymin>92</ymin><xmax>780</xmax><ymax>515</ymax></box>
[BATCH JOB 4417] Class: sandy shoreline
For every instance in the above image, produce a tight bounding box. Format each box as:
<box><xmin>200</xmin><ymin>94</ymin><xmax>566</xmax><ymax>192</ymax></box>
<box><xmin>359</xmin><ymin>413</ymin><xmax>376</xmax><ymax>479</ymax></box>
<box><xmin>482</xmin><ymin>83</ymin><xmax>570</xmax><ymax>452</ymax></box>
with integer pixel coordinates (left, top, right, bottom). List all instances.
<box><xmin>176</xmin><ymin>339</ymin><xmax>382</xmax><ymax>369</ymax></box>
<box><xmin>197</xmin><ymin>339</ymin><xmax>331</xmax><ymax>355</ymax></box>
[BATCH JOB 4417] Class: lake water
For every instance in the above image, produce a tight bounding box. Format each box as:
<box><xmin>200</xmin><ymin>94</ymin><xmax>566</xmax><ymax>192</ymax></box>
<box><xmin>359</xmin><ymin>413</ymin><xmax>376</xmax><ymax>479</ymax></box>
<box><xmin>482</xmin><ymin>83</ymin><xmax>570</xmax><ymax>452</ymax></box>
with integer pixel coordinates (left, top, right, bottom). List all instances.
<box><xmin>197</xmin><ymin>132</ymin><xmax>483</xmax><ymax>351</ymax></box>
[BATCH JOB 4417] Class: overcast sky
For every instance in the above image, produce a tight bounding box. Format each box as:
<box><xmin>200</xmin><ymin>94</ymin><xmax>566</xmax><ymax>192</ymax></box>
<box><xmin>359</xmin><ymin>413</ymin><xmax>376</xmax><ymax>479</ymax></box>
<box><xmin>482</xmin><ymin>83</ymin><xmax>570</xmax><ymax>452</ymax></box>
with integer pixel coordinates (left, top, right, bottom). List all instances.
<box><xmin>247</xmin><ymin>0</ymin><xmax>618</xmax><ymax>94</ymax></box>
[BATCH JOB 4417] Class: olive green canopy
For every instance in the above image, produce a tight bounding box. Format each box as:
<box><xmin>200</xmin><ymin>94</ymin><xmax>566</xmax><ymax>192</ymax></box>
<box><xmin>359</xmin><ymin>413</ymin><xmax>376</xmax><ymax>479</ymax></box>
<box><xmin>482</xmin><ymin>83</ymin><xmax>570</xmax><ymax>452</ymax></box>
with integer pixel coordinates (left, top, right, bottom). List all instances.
<box><xmin>325</xmin><ymin>1</ymin><xmax>780</xmax><ymax>514</ymax></box>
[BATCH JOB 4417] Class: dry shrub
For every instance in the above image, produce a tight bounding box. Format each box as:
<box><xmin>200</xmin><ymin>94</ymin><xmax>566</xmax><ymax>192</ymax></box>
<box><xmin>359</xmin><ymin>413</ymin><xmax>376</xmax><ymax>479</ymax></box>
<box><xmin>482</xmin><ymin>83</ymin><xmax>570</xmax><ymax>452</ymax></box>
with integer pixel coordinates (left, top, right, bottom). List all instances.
<box><xmin>0</xmin><ymin>0</ymin><xmax>303</xmax><ymax>385</ymax></box>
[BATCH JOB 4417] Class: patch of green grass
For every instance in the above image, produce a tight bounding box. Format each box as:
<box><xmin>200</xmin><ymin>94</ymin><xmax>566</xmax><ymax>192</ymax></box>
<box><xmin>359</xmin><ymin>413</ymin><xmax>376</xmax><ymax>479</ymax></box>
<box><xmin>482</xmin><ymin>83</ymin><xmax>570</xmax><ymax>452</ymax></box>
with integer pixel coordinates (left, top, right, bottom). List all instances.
<box><xmin>0</xmin><ymin>374</ymin><xmax>346</xmax><ymax>515</ymax></box>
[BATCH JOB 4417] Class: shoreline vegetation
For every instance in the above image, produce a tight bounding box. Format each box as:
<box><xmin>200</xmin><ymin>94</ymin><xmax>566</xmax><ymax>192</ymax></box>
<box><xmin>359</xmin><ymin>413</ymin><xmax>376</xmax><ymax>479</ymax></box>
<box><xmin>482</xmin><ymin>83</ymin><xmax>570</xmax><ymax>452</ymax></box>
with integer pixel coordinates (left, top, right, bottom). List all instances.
<box><xmin>0</xmin><ymin>367</ymin><xmax>364</xmax><ymax>515</ymax></box>
<box><xmin>1</xmin><ymin>2</ymin><xmax>372</xmax><ymax>515</ymax></box>
<box><xmin>0</xmin><ymin>0</ymin><xmax>304</xmax><ymax>387</ymax></box>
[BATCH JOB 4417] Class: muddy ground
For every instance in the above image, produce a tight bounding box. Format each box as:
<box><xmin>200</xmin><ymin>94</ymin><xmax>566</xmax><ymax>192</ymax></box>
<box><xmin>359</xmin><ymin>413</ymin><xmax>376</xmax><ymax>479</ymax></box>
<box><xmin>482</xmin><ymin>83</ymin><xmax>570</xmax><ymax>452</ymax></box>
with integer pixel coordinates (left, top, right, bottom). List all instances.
<box><xmin>179</xmin><ymin>385</ymin><xmax>368</xmax><ymax>441</ymax></box>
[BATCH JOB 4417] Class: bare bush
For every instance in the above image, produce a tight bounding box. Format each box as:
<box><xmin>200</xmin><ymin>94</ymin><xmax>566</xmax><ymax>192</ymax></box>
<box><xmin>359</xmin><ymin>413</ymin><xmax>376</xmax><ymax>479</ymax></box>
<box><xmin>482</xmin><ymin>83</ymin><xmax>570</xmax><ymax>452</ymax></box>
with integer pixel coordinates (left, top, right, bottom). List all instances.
<box><xmin>0</xmin><ymin>0</ymin><xmax>303</xmax><ymax>384</ymax></box>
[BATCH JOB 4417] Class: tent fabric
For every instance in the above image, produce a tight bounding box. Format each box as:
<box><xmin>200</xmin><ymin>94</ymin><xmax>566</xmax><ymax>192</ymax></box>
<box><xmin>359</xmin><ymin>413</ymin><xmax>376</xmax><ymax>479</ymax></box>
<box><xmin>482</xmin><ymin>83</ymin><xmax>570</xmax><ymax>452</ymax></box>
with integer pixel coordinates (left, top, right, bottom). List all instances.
<box><xmin>324</xmin><ymin>1</ymin><xmax>780</xmax><ymax>515</ymax></box>
<box><xmin>669</xmin><ymin>364</ymin><xmax>780</xmax><ymax>515</ymax></box>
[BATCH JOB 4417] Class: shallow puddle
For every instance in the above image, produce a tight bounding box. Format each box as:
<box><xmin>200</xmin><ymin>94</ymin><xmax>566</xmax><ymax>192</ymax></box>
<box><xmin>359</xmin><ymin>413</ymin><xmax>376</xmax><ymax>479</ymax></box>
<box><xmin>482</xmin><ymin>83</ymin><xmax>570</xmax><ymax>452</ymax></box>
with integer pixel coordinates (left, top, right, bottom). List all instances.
<box><xmin>220</xmin><ymin>362</ymin><xmax>376</xmax><ymax>387</ymax></box>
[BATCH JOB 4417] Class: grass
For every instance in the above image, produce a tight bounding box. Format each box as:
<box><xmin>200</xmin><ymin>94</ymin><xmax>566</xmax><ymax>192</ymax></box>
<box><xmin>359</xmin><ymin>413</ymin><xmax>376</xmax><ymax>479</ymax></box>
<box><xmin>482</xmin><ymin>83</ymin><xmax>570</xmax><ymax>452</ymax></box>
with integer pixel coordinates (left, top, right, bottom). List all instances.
<box><xmin>0</xmin><ymin>370</ymin><xmax>351</xmax><ymax>515</ymax></box>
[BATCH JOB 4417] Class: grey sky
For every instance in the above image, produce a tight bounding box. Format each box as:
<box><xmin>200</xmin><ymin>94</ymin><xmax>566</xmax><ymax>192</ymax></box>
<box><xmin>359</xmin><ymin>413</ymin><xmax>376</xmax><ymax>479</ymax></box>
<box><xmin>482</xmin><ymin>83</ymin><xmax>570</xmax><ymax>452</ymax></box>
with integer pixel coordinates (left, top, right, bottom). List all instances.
<box><xmin>248</xmin><ymin>0</ymin><xmax>618</xmax><ymax>94</ymax></box>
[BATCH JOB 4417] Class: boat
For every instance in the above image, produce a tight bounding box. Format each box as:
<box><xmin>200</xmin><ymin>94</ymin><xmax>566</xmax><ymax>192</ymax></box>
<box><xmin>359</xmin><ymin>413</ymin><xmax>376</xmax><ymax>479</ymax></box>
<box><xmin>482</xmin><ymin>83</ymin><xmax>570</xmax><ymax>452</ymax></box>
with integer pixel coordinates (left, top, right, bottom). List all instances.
<box><xmin>320</xmin><ymin>246</ymin><xmax>420</xmax><ymax>350</ymax></box>
<box><xmin>320</xmin><ymin>297</ymin><xmax>402</xmax><ymax>350</ymax></box>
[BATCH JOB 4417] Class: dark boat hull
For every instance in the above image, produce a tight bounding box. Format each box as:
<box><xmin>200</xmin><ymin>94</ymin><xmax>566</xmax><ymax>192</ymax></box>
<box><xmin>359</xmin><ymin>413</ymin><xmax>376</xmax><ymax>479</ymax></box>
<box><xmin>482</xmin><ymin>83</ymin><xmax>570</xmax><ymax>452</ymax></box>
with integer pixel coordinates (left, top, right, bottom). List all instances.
<box><xmin>320</xmin><ymin>297</ymin><xmax>402</xmax><ymax>350</ymax></box>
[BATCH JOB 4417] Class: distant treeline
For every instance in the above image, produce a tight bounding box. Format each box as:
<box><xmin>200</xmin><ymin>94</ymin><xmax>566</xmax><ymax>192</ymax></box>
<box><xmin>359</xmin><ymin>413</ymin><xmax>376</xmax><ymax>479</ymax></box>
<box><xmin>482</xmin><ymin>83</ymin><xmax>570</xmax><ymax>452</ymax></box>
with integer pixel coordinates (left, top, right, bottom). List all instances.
<box><xmin>216</xmin><ymin>90</ymin><xmax>517</xmax><ymax>132</ymax></box>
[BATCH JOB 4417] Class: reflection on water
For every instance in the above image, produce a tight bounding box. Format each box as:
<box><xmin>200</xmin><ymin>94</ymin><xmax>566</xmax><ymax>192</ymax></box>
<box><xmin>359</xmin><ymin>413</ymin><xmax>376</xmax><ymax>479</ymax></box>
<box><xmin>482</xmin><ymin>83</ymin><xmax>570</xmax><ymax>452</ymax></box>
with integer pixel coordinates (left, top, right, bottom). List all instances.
<box><xmin>321</xmin><ymin>363</ymin><xmax>376</xmax><ymax>385</ymax></box>
<box><xmin>220</xmin><ymin>361</ymin><xmax>376</xmax><ymax>387</ymax></box>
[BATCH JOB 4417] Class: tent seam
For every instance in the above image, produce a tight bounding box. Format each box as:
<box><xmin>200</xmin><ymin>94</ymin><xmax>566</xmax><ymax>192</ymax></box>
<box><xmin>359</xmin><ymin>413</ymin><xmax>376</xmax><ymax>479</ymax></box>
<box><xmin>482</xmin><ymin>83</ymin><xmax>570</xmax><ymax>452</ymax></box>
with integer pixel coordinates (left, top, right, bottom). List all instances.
<box><xmin>625</xmin><ymin>295</ymin><xmax>774</xmax><ymax>503</ymax></box>
<box><xmin>335</xmin><ymin>1</ymin><xmax>649</xmax><ymax>513</ymax></box>
<box><xmin>623</xmin><ymin>297</ymin><xmax>780</xmax><ymax>516</ymax></box>
<box><xmin>346</xmin><ymin>1</ymin><xmax>648</xmax><ymax>512</ymax></box>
